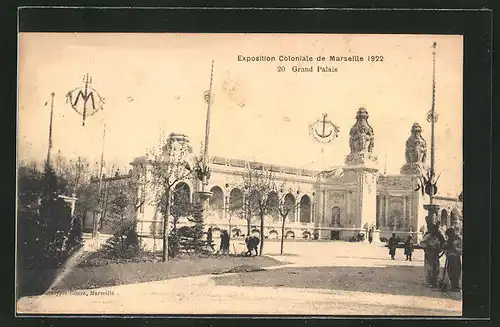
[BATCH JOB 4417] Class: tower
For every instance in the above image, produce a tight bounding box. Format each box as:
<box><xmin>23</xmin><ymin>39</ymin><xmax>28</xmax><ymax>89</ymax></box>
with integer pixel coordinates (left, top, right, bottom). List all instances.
<box><xmin>343</xmin><ymin>108</ymin><xmax>379</xmax><ymax>233</ymax></box>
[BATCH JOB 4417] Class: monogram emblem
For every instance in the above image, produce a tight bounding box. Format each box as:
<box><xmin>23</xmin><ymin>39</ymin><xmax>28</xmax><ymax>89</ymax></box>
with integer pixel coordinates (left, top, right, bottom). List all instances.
<box><xmin>65</xmin><ymin>74</ymin><xmax>105</xmax><ymax>126</ymax></box>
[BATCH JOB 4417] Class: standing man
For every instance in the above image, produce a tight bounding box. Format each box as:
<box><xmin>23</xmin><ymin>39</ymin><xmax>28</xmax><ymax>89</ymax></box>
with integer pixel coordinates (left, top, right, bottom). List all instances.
<box><xmin>388</xmin><ymin>233</ymin><xmax>398</xmax><ymax>260</ymax></box>
<box><xmin>404</xmin><ymin>235</ymin><xmax>414</xmax><ymax>261</ymax></box>
<box><xmin>420</xmin><ymin>217</ymin><xmax>445</xmax><ymax>287</ymax></box>
<box><xmin>368</xmin><ymin>227</ymin><xmax>374</xmax><ymax>244</ymax></box>
<box><xmin>443</xmin><ymin>228</ymin><xmax>462</xmax><ymax>291</ymax></box>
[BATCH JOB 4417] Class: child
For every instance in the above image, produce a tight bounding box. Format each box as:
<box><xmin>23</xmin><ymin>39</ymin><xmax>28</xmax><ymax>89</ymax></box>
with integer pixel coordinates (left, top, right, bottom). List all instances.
<box><xmin>404</xmin><ymin>235</ymin><xmax>413</xmax><ymax>261</ymax></box>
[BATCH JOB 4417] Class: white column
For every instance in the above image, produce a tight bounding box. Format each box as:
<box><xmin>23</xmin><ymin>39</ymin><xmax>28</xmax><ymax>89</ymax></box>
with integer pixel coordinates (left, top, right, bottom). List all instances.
<box><xmin>408</xmin><ymin>195</ymin><xmax>412</xmax><ymax>231</ymax></box>
<box><xmin>403</xmin><ymin>196</ymin><xmax>407</xmax><ymax>220</ymax></box>
<box><xmin>223</xmin><ymin>196</ymin><xmax>227</xmax><ymax>220</ymax></box>
<box><xmin>321</xmin><ymin>190</ymin><xmax>326</xmax><ymax>224</ymax></box>
<box><xmin>346</xmin><ymin>190</ymin><xmax>350</xmax><ymax>223</ymax></box>
<box><xmin>377</xmin><ymin>195</ymin><xmax>383</xmax><ymax>228</ymax></box>
<box><xmin>310</xmin><ymin>202</ymin><xmax>314</xmax><ymax>223</ymax></box>
<box><xmin>384</xmin><ymin>195</ymin><xmax>389</xmax><ymax>227</ymax></box>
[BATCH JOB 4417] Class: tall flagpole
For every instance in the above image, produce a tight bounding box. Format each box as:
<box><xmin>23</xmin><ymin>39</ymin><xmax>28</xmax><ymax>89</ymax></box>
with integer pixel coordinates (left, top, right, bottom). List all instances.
<box><xmin>195</xmin><ymin>61</ymin><xmax>215</xmax><ymax>214</ymax></box>
<box><xmin>422</xmin><ymin>41</ymin><xmax>440</xmax><ymax>232</ymax></box>
<box><xmin>202</xmin><ymin>60</ymin><xmax>214</xmax><ymax>192</ymax></box>
<box><xmin>429</xmin><ymin>42</ymin><xmax>437</xmax><ymax>206</ymax></box>
<box><xmin>93</xmin><ymin>123</ymin><xmax>107</xmax><ymax>239</ymax></box>
<box><xmin>46</xmin><ymin>92</ymin><xmax>55</xmax><ymax>166</ymax></box>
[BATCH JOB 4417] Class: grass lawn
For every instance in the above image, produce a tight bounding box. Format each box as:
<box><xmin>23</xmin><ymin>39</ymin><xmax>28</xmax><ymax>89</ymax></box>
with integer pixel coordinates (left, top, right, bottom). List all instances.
<box><xmin>45</xmin><ymin>255</ymin><xmax>283</xmax><ymax>294</ymax></box>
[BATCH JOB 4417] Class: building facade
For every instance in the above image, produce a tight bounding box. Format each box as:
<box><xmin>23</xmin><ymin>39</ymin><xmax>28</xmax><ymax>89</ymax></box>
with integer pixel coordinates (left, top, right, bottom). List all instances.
<box><xmin>88</xmin><ymin>108</ymin><xmax>462</xmax><ymax>243</ymax></box>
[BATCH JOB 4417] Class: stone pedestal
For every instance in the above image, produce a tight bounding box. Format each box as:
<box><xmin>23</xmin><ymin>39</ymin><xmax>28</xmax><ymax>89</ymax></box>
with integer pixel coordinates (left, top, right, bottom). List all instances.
<box><xmin>344</xmin><ymin>160</ymin><xmax>378</xmax><ymax>231</ymax></box>
<box><xmin>400</xmin><ymin>162</ymin><xmax>424</xmax><ymax>175</ymax></box>
<box><xmin>423</xmin><ymin>203</ymin><xmax>440</xmax><ymax>230</ymax></box>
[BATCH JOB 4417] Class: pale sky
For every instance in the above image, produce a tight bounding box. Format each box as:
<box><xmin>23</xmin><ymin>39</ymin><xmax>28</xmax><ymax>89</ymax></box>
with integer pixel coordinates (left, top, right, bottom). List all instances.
<box><xmin>18</xmin><ymin>33</ymin><xmax>463</xmax><ymax>196</ymax></box>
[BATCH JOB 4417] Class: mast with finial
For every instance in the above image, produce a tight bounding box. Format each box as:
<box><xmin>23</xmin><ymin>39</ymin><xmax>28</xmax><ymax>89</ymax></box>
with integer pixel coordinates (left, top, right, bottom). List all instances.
<box><xmin>82</xmin><ymin>73</ymin><xmax>91</xmax><ymax>126</ymax></box>
<box><xmin>46</xmin><ymin>92</ymin><xmax>55</xmax><ymax>166</ymax></box>
<box><xmin>92</xmin><ymin>123</ymin><xmax>107</xmax><ymax>238</ymax></box>
<box><xmin>428</xmin><ymin>41</ymin><xmax>438</xmax><ymax>205</ymax></box>
<box><xmin>199</xmin><ymin>60</ymin><xmax>215</xmax><ymax>192</ymax></box>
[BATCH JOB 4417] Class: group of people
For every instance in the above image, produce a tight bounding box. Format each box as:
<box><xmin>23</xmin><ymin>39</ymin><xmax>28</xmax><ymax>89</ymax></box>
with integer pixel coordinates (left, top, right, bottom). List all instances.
<box><xmin>421</xmin><ymin>220</ymin><xmax>462</xmax><ymax>292</ymax></box>
<box><xmin>205</xmin><ymin>227</ymin><xmax>261</xmax><ymax>256</ymax></box>
<box><xmin>386</xmin><ymin>219</ymin><xmax>462</xmax><ymax>292</ymax></box>
<box><xmin>387</xmin><ymin>234</ymin><xmax>414</xmax><ymax>261</ymax></box>
<box><xmin>206</xmin><ymin>227</ymin><xmax>231</xmax><ymax>255</ymax></box>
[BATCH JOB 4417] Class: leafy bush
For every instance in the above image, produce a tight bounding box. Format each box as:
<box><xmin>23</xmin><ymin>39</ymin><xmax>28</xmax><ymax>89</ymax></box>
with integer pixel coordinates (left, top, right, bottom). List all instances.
<box><xmin>101</xmin><ymin>217</ymin><xmax>143</xmax><ymax>259</ymax></box>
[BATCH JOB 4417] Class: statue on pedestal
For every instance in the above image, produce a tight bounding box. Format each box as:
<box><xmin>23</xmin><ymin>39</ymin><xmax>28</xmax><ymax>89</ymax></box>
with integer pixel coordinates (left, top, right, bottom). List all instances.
<box><xmin>345</xmin><ymin>108</ymin><xmax>377</xmax><ymax>165</ymax></box>
<box><xmin>401</xmin><ymin>123</ymin><xmax>427</xmax><ymax>175</ymax></box>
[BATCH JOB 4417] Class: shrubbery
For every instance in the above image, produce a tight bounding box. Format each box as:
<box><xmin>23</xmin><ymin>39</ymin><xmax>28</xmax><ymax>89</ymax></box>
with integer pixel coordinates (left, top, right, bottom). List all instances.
<box><xmin>101</xmin><ymin>217</ymin><xmax>143</xmax><ymax>259</ymax></box>
<box><xmin>17</xmin><ymin>163</ymin><xmax>84</xmax><ymax>296</ymax></box>
<box><xmin>18</xmin><ymin>164</ymin><xmax>83</xmax><ymax>270</ymax></box>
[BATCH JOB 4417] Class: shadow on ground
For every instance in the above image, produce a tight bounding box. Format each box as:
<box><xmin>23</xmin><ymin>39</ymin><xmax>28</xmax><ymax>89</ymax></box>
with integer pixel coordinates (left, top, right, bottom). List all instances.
<box><xmin>212</xmin><ymin>265</ymin><xmax>462</xmax><ymax>301</ymax></box>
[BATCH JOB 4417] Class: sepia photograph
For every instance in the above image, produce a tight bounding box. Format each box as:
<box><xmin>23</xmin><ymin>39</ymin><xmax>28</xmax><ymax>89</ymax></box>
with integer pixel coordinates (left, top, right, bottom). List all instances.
<box><xmin>16</xmin><ymin>33</ymin><xmax>463</xmax><ymax>316</ymax></box>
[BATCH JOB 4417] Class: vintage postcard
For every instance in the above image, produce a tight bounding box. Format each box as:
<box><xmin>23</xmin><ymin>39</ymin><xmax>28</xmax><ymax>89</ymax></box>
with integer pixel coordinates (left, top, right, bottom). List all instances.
<box><xmin>16</xmin><ymin>33</ymin><xmax>463</xmax><ymax>316</ymax></box>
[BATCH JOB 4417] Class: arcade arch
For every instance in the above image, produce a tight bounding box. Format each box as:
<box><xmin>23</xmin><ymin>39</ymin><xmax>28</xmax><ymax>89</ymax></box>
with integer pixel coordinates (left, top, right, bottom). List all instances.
<box><xmin>209</xmin><ymin>186</ymin><xmax>224</xmax><ymax>212</ymax></box>
<box><xmin>299</xmin><ymin>195</ymin><xmax>311</xmax><ymax>223</ymax></box>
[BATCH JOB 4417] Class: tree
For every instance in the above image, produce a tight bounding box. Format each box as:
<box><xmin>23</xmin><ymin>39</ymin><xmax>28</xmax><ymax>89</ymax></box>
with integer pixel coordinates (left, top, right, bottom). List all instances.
<box><xmin>147</xmin><ymin>133</ymin><xmax>194</xmax><ymax>262</ymax></box>
<box><xmin>17</xmin><ymin>162</ymin><xmax>75</xmax><ymax>270</ymax></box>
<box><xmin>183</xmin><ymin>202</ymin><xmax>206</xmax><ymax>253</ymax></box>
<box><xmin>170</xmin><ymin>183</ymin><xmax>193</xmax><ymax>231</ymax></box>
<box><xmin>241</xmin><ymin>164</ymin><xmax>276</xmax><ymax>256</ymax></box>
<box><xmin>274</xmin><ymin>185</ymin><xmax>300</xmax><ymax>255</ymax></box>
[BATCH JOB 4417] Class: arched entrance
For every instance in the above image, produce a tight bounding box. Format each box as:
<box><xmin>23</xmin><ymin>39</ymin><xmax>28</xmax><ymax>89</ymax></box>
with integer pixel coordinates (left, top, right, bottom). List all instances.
<box><xmin>330</xmin><ymin>206</ymin><xmax>341</xmax><ymax>240</ymax></box>
<box><xmin>229</xmin><ymin>188</ymin><xmax>243</xmax><ymax>212</ymax></box>
<box><xmin>299</xmin><ymin>195</ymin><xmax>311</xmax><ymax>223</ymax></box>
<box><xmin>331</xmin><ymin>206</ymin><xmax>341</xmax><ymax>226</ymax></box>
<box><xmin>209</xmin><ymin>186</ymin><xmax>224</xmax><ymax>215</ymax></box>
<box><xmin>268</xmin><ymin>191</ymin><xmax>280</xmax><ymax>220</ymax></box>
<box><xmin>171</xmin><ymin>182</ymin><xmax>192</xmax><ymax>228</ymax></box>
<box><xmin>284</xmin><ymin>193</ymin><xmax>296</xmax><ymax>222</ymax></box>
<box><xmin>389</xmin><ymin>209</ymin><xmax>402</xmax><ymax>230</ymax></box>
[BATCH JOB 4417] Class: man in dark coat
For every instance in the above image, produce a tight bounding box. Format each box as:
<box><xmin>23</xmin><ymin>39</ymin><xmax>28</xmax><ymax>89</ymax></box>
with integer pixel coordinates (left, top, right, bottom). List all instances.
<box><xmin>443</xmin><ymin>228</ymin><xmax>462</xmax><ymax>291</ymax></box>
<box><xmin>404</xmin><ymin>235</ymin><xmax>414</xmax><ymax>261</ymax></box>
<box><xmin>388</xmin><ymin>233</ymin><xmax>398</xmax><ymax>260</ymax></box>
<box><xmin>245</xmin><ymin>235</ymin><xmax>260</xmax><ymax>256</ymax></box>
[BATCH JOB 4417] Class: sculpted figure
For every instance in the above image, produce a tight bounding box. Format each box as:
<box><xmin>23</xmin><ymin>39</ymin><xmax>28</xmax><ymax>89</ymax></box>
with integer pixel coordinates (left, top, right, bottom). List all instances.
<box><xmin>405</xmin><ymin>123</ymin><xmax>427</xmax><ymax>164</ymax></box>
<box><xmin>349</xmin><ymin>108</ymin><xmax>375</xmax><ymax>154</ymax></box>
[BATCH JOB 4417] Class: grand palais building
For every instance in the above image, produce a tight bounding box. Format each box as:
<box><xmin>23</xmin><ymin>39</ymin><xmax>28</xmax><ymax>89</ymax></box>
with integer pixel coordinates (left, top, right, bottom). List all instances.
<box><xmin>87</xmin><ymin>108</ymin><xmax>462</xmax><ymax>243</ymax></box>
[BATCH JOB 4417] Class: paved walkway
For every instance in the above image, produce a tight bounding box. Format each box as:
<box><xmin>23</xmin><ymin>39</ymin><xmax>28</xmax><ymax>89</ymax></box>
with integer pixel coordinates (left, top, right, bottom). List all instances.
<box><xmin>17</xmin><ymin>241</ymin><xmax>462</xmax><ymax>316</ymax></box>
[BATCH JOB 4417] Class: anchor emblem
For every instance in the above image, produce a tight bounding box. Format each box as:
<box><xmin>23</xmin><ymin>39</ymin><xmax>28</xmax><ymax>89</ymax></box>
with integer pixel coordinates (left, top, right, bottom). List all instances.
<box><xmin>65</xmin><ymin>73</ymin><xmax>105</xmax><ymax>126</ymax></box>
<box><xmin>309</xmin><ymin>113</ymin><xmax>339</xmax><ymax>143</ymax></box>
